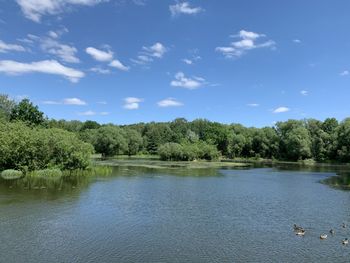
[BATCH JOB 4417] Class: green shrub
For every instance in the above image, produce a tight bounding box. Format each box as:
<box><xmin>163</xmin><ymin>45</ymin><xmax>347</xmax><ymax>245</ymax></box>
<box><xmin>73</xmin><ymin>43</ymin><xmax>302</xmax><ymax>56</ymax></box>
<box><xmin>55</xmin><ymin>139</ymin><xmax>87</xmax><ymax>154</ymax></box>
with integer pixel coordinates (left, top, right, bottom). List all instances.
<box><xmin>29</xmin><ymin>169</ymin><xmax>63</xmax><ymax>178</ymax></box>
<box><xmin>0</xmin><ymin>122</ymin><xmax>93</xmax><ymax>171</ymax></box>
<box><xmin>1</xmin><ymin>169</ymin><xmax>23</xmax><ymax>180</ymax></box>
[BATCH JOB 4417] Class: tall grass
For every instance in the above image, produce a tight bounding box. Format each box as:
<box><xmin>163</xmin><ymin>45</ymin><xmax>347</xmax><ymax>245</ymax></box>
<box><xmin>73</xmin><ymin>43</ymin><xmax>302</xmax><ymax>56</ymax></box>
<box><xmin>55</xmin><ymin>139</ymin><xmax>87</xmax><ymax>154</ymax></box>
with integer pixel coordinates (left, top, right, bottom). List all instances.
<box><xmin>1</xmin><ymin>169</ymin><xmax>23</xmax><ymax>180</ymax></box>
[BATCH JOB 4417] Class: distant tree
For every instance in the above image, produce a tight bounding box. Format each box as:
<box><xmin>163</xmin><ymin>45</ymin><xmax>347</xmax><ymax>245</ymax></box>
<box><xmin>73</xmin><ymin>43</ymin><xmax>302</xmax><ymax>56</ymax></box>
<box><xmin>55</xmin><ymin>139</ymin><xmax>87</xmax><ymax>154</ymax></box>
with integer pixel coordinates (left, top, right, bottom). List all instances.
<box><xmin>10</xmin><ymin>99</ymin><xmax>46</xmax><ymax>125</ymax></box>
<box><xmin>334</xmin><ymin>118</ymin><xmax>350</xmax><ymax>162</ymax></box>
<box><xmin>81</xmin><ymin>120</ymin><xmax>100</xmax><ymax>131</ymax></box>
<box><xmin>276</xmin><ymin>120</ymin><xmax>312</xmax><ymax>160</ymax></box>
<box><xmin>93</xmin><ymin>126</ymin><xmax>127</xmax><ymax>157</ymax></box>
<box><xmin>125</xmin><ymin>129</ymin><xmax>143</xmax><ymax>156</ymax></box>
<box><xmin>0</xmin><ymin>94</ymin><xmax>16</xmax><ymax>121</ymax></box>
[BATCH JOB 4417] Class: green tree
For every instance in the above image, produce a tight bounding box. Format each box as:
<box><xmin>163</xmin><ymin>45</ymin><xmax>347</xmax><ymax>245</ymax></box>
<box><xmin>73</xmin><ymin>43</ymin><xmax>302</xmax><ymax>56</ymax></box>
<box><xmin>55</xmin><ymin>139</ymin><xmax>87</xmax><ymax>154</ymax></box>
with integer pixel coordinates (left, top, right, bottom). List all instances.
<box><xmin>93</xmin><ymin>126</ymin><xmax>127</xmax><ymax>157</ymax></box>
<box><xmin>0</xmin><ymin>94</ymin><xmax>16</xmax><ymax>121</ymax></box>
<box><xmin>10</xmin><ymin>98</ymin><xmax>46</xmax><ymax>125</ymax></box>
<box><xmin>125</xmin><ymin>128</ymin><xmax>143</xmax><ymax>156</ymax></box>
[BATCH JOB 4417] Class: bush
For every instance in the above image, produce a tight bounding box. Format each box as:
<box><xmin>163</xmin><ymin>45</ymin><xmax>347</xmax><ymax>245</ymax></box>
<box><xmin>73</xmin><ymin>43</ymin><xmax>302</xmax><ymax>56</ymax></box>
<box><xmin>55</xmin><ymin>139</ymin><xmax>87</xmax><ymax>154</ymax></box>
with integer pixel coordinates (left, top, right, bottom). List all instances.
<box><xmin>0</xmin><ymin>122</ymin><xmax>93</xmax><ymax>171</ymax></box>
<box><xmin>158</xmin><ymin>142</ymin><xmax>220</xmax><ymax>161</ymax></box>
<box><xmin>158</xmin><ymin>143</ymin><xmax>183</xmax><ymax>161</ymax></box>
<box><xmin>1</xmin><ymin>169</ymin><xmax>23</xmax><ymax>180</ymax></box>
<box><xmin>29</xmin><ymin>169</ymin><xmax>63</xmax><ymax>178</ymax></box>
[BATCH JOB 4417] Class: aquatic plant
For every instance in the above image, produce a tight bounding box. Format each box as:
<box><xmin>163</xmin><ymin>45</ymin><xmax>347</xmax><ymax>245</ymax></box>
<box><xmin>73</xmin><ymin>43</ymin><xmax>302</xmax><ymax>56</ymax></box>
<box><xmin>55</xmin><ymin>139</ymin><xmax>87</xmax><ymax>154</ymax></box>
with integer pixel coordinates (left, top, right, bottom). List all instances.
<box><xmin>1</xmin><ymin>169</ymin><xmax>23</xmax><ymax>180</ymax></box>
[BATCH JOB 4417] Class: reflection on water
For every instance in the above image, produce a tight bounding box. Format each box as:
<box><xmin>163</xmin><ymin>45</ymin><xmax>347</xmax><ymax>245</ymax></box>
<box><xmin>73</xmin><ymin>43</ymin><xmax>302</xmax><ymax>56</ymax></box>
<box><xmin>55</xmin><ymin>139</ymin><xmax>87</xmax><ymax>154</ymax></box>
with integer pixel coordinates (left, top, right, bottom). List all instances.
<box><xmin>1</xmin><ymin>164</ymin><xmax>350</xmax><ymax>262</ymax></box>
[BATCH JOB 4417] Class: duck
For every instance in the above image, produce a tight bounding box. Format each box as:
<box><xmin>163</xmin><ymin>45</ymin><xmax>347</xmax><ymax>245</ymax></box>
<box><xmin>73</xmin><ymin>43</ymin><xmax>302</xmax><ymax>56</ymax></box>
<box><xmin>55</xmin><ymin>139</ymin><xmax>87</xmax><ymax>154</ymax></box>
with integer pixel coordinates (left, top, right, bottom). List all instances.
<box><xmin>330</xmin><ymin>229</ymin><xmax>335</xmax><ymax>235</ymax></box>
<box><xmin>342</xmin><ymin>238</ymin><xmax>349</xmax><ymax>245</ymax></box>
<box><xmin>293</xmin><ymin>224</ymin><xmax>304</xmax><ymax>232</ymax></box>
<box><xmin>342</xmin><ymin>223</ymin><xmax>347</xmax><ymax>228</ymax></box>
<box><xmin>296</xmin><ymin>230</ymin><xmax>305</xmax><ymax>236</ymax></box>
<box><xmin>320</xmin><ymin>234</ymin><xmax>327</xmax><ymax>240</ymax></box>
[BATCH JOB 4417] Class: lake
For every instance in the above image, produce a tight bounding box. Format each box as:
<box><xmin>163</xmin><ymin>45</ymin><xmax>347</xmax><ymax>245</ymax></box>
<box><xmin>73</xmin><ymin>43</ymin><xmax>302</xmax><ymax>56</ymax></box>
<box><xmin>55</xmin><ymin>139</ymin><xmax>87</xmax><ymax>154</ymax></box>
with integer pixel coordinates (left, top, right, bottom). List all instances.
<box><xmin>1</xmin><ymin>165</ymin><xmax>350</xmax><ymax>262</ymax></box>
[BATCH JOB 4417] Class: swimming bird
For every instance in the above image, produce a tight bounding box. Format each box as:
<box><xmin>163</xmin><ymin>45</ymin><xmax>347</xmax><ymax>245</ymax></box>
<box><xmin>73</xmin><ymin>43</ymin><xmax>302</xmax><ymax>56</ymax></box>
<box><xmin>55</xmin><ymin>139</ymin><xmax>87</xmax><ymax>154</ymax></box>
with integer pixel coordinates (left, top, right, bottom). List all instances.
<box><xmin>320</xmin><ymin>234</ymin><xmax>327</xmax><ymax>240</ymax></box>
<box><xmin>296</xmin><ymin>230</ymin><xmax>305</xmax><ymax>236</ymax></box>
<box><xmin>342</xmin><ymin>223</ymin><xmax>347</xmax><ymax>228</ymax></box>
<box><xmin>293</xmin><ymin>224</ymin><xmax>304</xmax><ymax>232</ymax></box>
<box><xmin>342</xmin><ymin>238</ymin><xmax>349</xmax><ymax>245</ymax></box>
<box><xmin>330</xmin><ymin>229</ymin><xmax>335</xmax><ymax>235</ymax></box>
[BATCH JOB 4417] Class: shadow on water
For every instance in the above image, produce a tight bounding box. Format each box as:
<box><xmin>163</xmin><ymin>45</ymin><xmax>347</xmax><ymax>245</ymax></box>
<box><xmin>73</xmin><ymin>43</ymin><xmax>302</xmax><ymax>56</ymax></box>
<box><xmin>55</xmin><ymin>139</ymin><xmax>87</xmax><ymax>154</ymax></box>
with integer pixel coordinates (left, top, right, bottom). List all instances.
<box><xmin>1</xmin><ymin>161</ymin><xmax>350</xmax><ymax>193</ymax></box>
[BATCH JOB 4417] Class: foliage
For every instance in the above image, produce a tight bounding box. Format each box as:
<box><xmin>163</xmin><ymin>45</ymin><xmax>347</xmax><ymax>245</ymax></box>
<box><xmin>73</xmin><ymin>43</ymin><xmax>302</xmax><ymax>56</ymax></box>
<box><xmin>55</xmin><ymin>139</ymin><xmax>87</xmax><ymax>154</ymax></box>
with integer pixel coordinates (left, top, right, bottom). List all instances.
<box><xmin>0</xmin><ymin>122</ymin><xmax>93</xmax><ymax>171</ymax></box>
<box><xmin>29</xmin><ymin>169</ymin><xmax>63</xmax><ymax>178</ymax></box>
<box><xmin>0</xmin><ymin>94</ymin><xmax>16</xmax><ymax>121</ymax></box>
<box><xmin>92</xmin><ymin>126</ymin><xmax>127</xmax><ymax>157</ymax></box>
<box><xmin>10</xmin><ymin>99</ymin><xmax>46</xmax><ymax>125</ymax></box>
<box><xmin>1</xmin><ymin>169</ymin><xmax>23</xmax><ymax>180</ymax></box>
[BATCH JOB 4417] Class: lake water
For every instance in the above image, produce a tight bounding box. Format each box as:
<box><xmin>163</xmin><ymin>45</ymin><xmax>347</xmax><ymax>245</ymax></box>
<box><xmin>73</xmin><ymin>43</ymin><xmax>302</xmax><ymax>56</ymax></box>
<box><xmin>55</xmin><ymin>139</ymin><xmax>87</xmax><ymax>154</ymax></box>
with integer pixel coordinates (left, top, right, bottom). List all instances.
<box><xmin>1</xmin><ymin>166</ymin><xmax>350</xmax><ymax>262</ymax></box>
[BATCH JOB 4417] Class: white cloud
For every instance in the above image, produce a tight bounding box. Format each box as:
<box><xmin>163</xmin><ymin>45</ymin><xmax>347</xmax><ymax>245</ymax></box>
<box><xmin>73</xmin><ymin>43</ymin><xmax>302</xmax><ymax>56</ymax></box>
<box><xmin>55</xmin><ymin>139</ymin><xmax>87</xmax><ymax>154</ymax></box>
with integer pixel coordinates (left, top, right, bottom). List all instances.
<box><xmin>158</xmin><ymin>98</ymin><xmax>183</xmax><ymax>107</ymax></box>
<box><xmin>123</xmin><ymin>97</ymin><xmax>143</xmax><ymax>110</ymax></box>
<box><xmin>293</xmin><ymin>39</ymin><xmax>301</xmax><ymax>43</ymax></box>
<box><xmin>109</xmin><ymin>59</ymin><xmax>129</xmax><ymax>71</ymax></box>
<box><xmin>90</xmin><ymin>66</ymin><xmax>111</xmax><ymax>74</ymax></box>
<box><xmin>170</xmin><ymin>72</ymin><xmax>206</xmax><ymax>89</ymax></box>
<box><xmin>16</xmin><ymin>0</ymin><xmax>108</xmax><ymax>22</ymax></box>
<box><xmin>300</xmin><ymin>90</ymin><xmax>308</xmax><ymax>96</ymax></box>
<box><xmin>216</xmin><ymin>30</ymin><xmax>275</xmax><ymax>58</ymax></box>
<box><xmin>273</xmin><ymin>107</ymin><xmax>290</xmax><ymax>113</ymax></box>
<box><xmin>169</xmin><ymin>2</ymin><xmax>203</xmax><ymax>16</ymax></box>
<box><xmin>0</xmin><ymin>40</ymin><xmax>26</xmax><ymax>53</ymax></box>
<box><xmin>78</xmin><ymin>110</ymin><xmax>96</xmax><ymax>116</ymax></box>
<box><xmin>132</xmin><ymin>42</ymin><xmax>167</xmax><ymax>65</ymax></box>
<box><xmin>182</xmin><ymin>59</ymin><xmax>193</xmax><ymax>65</ymax></box>
<box><xmin>86</xmin><ymin>47</ymin><xmax>114</xmax><ymax>62</ymax></box>
<box><xmin>42</xmin><ymin>100</ymin><xmax>61</xmax><ymax>105</ymax></box>
<box><xmin>340</xmin><ymin>70</ymin><xmax>349</xmax><ymax>76</ymax></box>
<box><xmin>0</xmin><ymin>60</ymin><xmax>84</xmax><ymax>82</ymax></box>
<box><xmin>142</xmin><ymin>42</ymin><xmax>167</xmax><ymax>58</ymax></box>
<box><xmin>182</xmin><ymin>54</ymin><xmax>201</xmax><ymax>65</ymax></box>
<box><xmin>247</xmin><ymin>103</ymin><xmax>259</xmax><ymax>107</ymax></box>
<box><xmin>41</xmin><ymin>38</ymin><xmax>80</xmax><ymax>63</ymax></box>
<box><xmin>63</xmin><ymin>98</ymin><xmax>87</xmax><ymax>105</ymax></box>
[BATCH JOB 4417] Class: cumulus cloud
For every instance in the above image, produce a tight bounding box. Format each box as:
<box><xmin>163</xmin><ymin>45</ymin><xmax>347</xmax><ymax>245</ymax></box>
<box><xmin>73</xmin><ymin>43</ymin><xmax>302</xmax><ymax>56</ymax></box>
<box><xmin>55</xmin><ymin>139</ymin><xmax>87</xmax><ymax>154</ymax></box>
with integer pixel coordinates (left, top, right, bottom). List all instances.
<box><xmin>16</xmin><ymin>0</ymin><xmax>109</xmax><ymax>22</ymax></box>
<box><xmin>86</xmin><ymin>46</ymin><xmax>129</xmax><ymax>71</ymax></box>
<box><xmin>42</xmin><ymin>97</ymin><xmax>87</xmax><ymax>105</ymax></box>
<box><xmin>0</xmin><ymin>60</ymin><xmax>84</xmax><ymax>82</ymax></box>
<box><xmin>340</xmin><ymin>70</ymin><xmax>349</xmax><ymax>76</ymax></box>
<box><xmin>273</xmin><ymin>107</ymin><xmax>290</xmax><ymax>113</ymax></box>
<box><xmin>216</xmin><ymin>30</ymin><xmax>275</xmax><ymax>58</ymax></box>
<box><xmin>142</xmin><ymin>42</ymin><xmax>167</xmax><ymax>58</ymax></box>
<box><xmin>293</xmin><ymin>39</ymin><xmax>301</xmax><ymax>44</ymax></box>
<box><xmin>132</xmin><ymin>42</ymin><xmax>167</xmax><ymax>65</ymax></box>
<box><xmin>170</xmin><ymin>72</ymin><xmax>206</xmax><ymax>89</ymax></box>
<box><xmin>90</xmin><ymin>66</ymin><xmax>111</xmax><ymax>74</ymax></box>
<box><xmin>63</xmin><ymin>98</ymin><xmax>87</xmax><ymax>105</ymax></box>
<box><xmin>300</xmin><ymin>90</ymin><xmax>308</xmax><ymax>96</ymax></box>
<box><xmin>78</xmin><ymin>110</ymin><xmax>96</xmax><ymax>116</ymax></box>
<box><xmin>0</xmin><ymin>40</ymin><xmax>26</xmax><ymax>53</ymax></box>
<box><xmin>123</xmin><ymin>97</ymin><xmax>143</xmax><ymax>110</ymax></box>
<box><xmin>109</xmin><ymin>59</ymin><xmax>129</xmax><ymax>71</ymax></box>
<box><xmin>41</xmin><ymin>38</ymin><xmax>80</xmax><ymax>63</ymax></box>
<box><xmin>169</xmin><ymin>2</ymin><xmax>203</xmax><ymax>16</ymax></box>
<box><xmin>86</xmin><ymin>47</ymin><xmax>114</xmax><ymax>62</ymax></box>
<box><xmin>157</xmin><ymin>98</ymin><xmax>183</xmax><ymax>107</ymax></box>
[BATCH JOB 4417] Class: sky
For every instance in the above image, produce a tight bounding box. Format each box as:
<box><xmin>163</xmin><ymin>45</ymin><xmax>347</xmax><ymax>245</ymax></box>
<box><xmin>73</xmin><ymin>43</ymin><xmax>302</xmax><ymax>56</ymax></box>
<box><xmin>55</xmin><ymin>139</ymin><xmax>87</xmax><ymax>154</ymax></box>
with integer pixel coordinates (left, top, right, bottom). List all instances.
<box><xmin>0</xmin><ymin>0</ymin><xmax>350</xmax><ymax>127</ymax></box>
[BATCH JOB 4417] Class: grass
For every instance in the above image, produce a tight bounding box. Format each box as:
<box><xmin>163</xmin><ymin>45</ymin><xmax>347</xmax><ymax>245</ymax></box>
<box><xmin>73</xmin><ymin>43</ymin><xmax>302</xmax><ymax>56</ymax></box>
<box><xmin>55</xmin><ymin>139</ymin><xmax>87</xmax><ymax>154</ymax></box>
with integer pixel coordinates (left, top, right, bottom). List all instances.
<box><xmin>95</xmin><ymin>157</ymin><xmax>249</xmax><ymax>170</ymax></box>
<box><xmin>29</xmin><ymin>169</ymin><xmax>63</xmax><ymax>178</ymax></box>
<box><xmin>1</xmin><ymin>169</ymin><xmax>23</xmax><ymax>180</ymax></box>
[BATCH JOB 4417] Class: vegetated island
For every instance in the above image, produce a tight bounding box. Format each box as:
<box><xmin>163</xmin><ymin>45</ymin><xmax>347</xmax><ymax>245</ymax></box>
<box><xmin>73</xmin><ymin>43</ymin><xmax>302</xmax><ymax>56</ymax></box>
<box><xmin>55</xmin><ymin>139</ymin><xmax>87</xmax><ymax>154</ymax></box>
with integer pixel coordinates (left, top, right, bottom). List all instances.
<box><xmin>1</xmin><ymin>94</ymin><xmax>350</xmax><ymax>184</ymax></box>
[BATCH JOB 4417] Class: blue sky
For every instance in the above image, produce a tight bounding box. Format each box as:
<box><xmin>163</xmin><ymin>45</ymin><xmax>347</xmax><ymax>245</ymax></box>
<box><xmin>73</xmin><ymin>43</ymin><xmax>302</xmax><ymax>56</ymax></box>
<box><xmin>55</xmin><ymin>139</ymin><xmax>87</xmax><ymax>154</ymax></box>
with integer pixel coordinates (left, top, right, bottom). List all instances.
<box><xmin>0</xmin><ymin>0</ymin><xmax>350</xmax><ymax>127</ymax></box>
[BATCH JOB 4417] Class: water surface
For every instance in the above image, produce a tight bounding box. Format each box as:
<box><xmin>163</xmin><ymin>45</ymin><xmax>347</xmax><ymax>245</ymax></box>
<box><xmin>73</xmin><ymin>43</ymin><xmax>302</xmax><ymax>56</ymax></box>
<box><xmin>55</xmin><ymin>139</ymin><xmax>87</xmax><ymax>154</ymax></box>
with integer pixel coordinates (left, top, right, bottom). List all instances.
<box><xmin>1</xmin><ymin>166</ymin><xmax>350</xmax><ymax>262</ymax></box>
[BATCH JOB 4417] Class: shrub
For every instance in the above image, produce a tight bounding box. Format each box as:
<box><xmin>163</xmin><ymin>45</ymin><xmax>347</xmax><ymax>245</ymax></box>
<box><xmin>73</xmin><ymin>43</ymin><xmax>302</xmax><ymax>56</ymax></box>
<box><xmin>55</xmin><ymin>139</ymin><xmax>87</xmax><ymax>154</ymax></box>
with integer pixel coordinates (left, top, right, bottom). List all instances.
<box><xmin>1</xmin><ymin>169</ymin><xmax>23</xmax><ymax>180</ymax></box>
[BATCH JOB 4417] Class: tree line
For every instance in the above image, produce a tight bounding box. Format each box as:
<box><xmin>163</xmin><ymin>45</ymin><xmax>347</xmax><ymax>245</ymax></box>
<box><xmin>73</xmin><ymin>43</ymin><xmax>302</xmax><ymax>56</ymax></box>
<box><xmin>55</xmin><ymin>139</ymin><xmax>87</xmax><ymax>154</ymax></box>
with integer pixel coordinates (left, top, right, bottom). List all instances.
<box><xmin>1</xmin><ymin>94</ymin><xmax>350</xmax><ymax>172</ymax></box>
